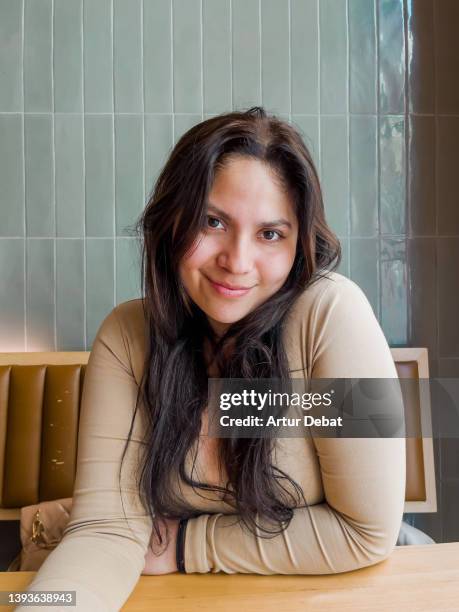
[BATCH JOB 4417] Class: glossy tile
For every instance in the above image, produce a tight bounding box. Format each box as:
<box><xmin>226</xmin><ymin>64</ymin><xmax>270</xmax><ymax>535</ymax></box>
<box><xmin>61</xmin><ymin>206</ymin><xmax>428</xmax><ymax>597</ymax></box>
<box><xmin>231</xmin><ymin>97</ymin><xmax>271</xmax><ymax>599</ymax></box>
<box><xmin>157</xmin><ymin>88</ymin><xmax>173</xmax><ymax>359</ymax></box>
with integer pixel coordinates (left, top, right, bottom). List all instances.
<box><xmin>433</xmin><ymin>380</ymin><xmax>459</xmax><ymax>463</ymax></box>
<box><xmin>86</xmin><ymin>238</ymin><xmax>115</xmax><ymax>348</ymax></box>
<box><xmin>83</xmin><ymin>0</ymin><xmax>113</xmax><ymax>113</ymax></box>
<box><xmin>438</xmin><ymin>360</ymin><xmax>459</xmax><ymax>378</ymax></box>
<box><xmin>25</xmin><ymin>114</ymin><xmax>54</xmax><ymax>237</ymax></box>
<box><xmin>24</xmin><ymin>0</ymin><xmax>52</xmax><ymax>112</ymax></box>
<box><xmin>55</xmin><ymin>114</ymin><xmax>85</xmax><ymax>237</ymax></box>
<box><xmin>54</xmin><ymin>0</ymin><xmax>83</xmax><ymax>112</ymax></box>
<box><xmin>144</xmin><ymin>0</ymin><xmax>172</xmax><ymax>113</ymax></box>
<box><xmin>261</xmin><ymin>0</ymin><xmax>290</xmax><ymax>115</ymax></box>
<box><xmin>437</xmin><ymin>237</ymin><xmax>459</xmax><ymax>359</ymax></box>
<box><xmin>407</xmin><ymin>237</ymin><xmax>437</xmax><ymax>355</ymax></box>
<box><xmin>380</xmin><ymin>236</ymin><xmax>407</xmax><ymax>345</ymax></box>
<box><xmin>0</xmin><ymin>115</ymin><xmax>24</xmax><ymax>236</ymax></box>
<box><xmin>349</xmin><ymin>0</ymin><xmax>377</xmax><ymax>114</ymax></box>
<box><xmin>350</xmin><ymin>237</ymin><xmax>379</xmax><ymax>317</ymax></box>
<box><xmin>434</xmin><ymin>0</ymin><xmax>459</xmax><ymax>114</ymax></box>
<box><xmin>320</xmin><ymin>116</ymin><xmax>349</xmax><ymax>237</ymax></box>
<box><xmin>437</xmin><ymin>117</ymin><xmax>459</xmax><ymax>235</ymax></box>
<box><xmin>441</xmin><ymin>479</ymin><xmax>459</xmax><ymax>542</ymax></box>
<box><xmin>433</xmin><ymin>434</ymin><xmax>442</xmax><ymax>485</ymax></box>
<box><xmin>407</xmin><ymin>0</ymin><xmax>435</xmax><ymax>114</ymax></box>
<box><xmin>291</xmin><ymin>115</ymin><xmax>320</xmax><ymax>171</ymax></box>
<box><xmin>429</xmin><ymin>384</ymin><xmax>444</xmax><ymax>442</ymax></box>
<box><xmin>203</xmin><ymin>0</ymin><xmax>231</xmax><ymax>114</ymax></box>
<box><xmin>336</xmin><ymin>237</ymin><xmax>349</xmax><ymax>279</ymax></box>
<box><xmin>173</xmin><ymin>114</ymin><xmax>202</xmax><ymax>145</ymax></box>
<box><xmin>441</xmin><ymin>439</ymin><xmax>459</xmax><ymax>481</ymax></box>
<box><xmin>232</xmin><ymin>0</ymin><xmax>261</xmax><ymax>109</ymax></box>
<box><xmin>113</xmin><ymin>0</ymin><xmax>142</xmax><ymax>113</ymax></box>
<box><xmin>173</xmin><ymin>0</ymin><xmax>202</xmax><ymax>113</ymax></box>
<box><xmin>428</xmin><ymin>358</ymin><xmax>439</xmax><ymax>380</ymax></box>
<box><xmin>277</xmin><ymin>113</ymin><xmax>291</xmax><ymax>124</ymax></box>
<box><xmin>378</xmin><ymin>0</ymin><xmax>405</xmax><ymax>114</ymax></box>
<box><xmin>0</xmin><ymin>0</ymin><xmax>453</xmax><ymax>532</ymax></box>
<box><xmin>380</xmin><ymin>115</ymin><xmax>405</xmax><ymax>235</ymax></box>
<box><xmin>412</xmin><ymin>504</ymin><xmax>443</xmax><ymax>543</ymax></box>
<box><xmin>291</xmin><ymin>0</ymin><xmax>319</xmax><ymax>115</ymax></box>
<box><xmin>0</xmin><ymin>0</ymin><xmax>22</xmax><ymax>111</ymax></box>
<box><xmin>116</xmin><ymin>237</ymin><xmax>142</xmax><ymax>304</ymax></box>
<box><xmin>319</xmin><ymin>0</ymin><xmax>347</xmax><ymax>114</ymax></box>
<box><xmin>85</xmin><ymin>115</ymin><xmax>114</xmax><ymax>237</ymax></box>
<box><xmin>115</xmin><ymin>114</ymin><xmax>144</xmax><ymax>236</ymax></box>
<box><xmin>145</xmin><ymin>114</ymin><xmax>173</xmax><ymax>197</ymax></box>
<box><xmin>409</xmin><ymin>115</ymin><xmax>435</xmax><ymax>236</ymax></box>
<box><xmin>350</xmin><ymin>115</ymin><xmax>378</xmax><ymax>236</ymax></box>
<box><xmin>0</xmin><ymin>239</ymin><xmax>25</xmax><ymax>351</ymax></box>
<box><xmin>26</xmin><ymin>239</ymin><xmax>55</xmax><ymax>351</ymax></box>
<box><xmin>56</xmin><ymin>239</ymin><xmax>85</xmax><ymax>350</ymax></box>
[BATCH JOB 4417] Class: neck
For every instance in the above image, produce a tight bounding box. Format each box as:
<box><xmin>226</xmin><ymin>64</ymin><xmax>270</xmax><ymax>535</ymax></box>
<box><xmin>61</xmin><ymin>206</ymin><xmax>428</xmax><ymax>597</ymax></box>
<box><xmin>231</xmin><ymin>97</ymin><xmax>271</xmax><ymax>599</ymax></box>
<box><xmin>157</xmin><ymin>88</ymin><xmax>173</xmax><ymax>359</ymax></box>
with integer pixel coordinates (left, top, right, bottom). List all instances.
<box><xmin>203</xmin><ymin>336</ymin><xmax>236</xmax><ymax>377</ymax></box>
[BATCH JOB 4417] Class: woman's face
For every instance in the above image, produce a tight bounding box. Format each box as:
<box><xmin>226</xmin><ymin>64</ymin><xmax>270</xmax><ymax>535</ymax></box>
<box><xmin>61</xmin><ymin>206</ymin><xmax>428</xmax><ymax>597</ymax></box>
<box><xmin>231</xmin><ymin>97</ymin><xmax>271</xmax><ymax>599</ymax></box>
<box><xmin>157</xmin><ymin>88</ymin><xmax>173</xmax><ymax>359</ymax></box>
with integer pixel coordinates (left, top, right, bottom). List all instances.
<box><xmin>178</xmin><ymin>156</ymin><xmax>299</xmax><ymax>336</ymax></box>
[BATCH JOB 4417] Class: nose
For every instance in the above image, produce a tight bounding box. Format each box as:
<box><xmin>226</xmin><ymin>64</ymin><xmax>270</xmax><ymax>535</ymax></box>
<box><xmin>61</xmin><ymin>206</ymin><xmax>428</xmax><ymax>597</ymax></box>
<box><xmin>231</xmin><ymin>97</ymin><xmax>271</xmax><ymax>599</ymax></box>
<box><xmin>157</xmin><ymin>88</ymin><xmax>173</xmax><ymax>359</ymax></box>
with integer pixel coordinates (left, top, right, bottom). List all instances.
<box><xmin>216</xmin><ymin>234</ymin><xmax>254</xmax><ymax>275</ymax></box>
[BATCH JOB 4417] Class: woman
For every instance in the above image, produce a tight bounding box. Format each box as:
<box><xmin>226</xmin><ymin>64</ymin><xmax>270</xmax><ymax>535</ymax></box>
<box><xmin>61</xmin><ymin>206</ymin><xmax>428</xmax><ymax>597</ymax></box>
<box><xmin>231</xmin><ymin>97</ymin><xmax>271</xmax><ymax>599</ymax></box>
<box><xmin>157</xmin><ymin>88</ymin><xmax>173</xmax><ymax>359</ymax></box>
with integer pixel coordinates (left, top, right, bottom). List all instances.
<box><xmin>20</xmin><ymin>108</ymin><xmax>405</xmax><ymax>610</ymax></box>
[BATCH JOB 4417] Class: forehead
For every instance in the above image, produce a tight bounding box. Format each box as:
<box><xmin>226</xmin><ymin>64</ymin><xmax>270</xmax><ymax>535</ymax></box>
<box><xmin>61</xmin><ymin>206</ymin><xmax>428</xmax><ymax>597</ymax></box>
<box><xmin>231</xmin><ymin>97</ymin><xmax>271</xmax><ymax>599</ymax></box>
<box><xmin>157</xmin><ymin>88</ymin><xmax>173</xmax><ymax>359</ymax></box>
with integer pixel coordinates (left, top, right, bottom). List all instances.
<box><xmin>209</xmin><ymin>157</ymin><xmax>296</xmax><ymax>221</ymax></box>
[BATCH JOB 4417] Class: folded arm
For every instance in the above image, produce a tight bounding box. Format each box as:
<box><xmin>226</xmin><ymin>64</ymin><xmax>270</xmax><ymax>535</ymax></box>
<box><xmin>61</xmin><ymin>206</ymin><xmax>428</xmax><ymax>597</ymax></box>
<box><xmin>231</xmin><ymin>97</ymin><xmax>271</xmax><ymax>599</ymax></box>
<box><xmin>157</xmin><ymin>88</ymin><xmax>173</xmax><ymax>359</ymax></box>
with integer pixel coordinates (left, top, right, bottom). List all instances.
<box><xmin>17</xmin><ymin>308</ymin><xmax>153</xmax><ymax>611</ymax></box>
<box><xmin>183</xmin><ymin>276</ymin><xmax>406</xmax><ymax>574</ymax></box>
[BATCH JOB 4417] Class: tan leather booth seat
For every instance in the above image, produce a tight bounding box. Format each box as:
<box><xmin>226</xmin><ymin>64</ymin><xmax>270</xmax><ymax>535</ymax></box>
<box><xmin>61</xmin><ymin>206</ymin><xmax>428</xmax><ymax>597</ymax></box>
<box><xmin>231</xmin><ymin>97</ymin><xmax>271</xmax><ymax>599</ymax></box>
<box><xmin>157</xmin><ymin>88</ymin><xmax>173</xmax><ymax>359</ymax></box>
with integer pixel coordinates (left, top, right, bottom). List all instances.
<box><xmin>0</xmin><ymin>364</ymin><xmax>85</xmax><ymax>509</ymax></box>
<box><xmin>0</xmin><ymin>349</ymin><xmax>436</xmax><ymax>518</ymax></box>
<box><xmin>0</xmin><ymin>353</ymin><xmax>89</xmax><ymax>519</ymax></box>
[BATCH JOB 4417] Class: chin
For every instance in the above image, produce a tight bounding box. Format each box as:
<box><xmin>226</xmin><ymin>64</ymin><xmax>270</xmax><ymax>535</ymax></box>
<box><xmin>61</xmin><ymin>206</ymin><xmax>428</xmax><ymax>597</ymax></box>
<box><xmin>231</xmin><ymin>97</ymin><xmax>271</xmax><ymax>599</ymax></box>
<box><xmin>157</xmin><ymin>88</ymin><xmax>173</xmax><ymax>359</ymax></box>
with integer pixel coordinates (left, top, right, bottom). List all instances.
<box><xmin>205</xmin><ymin>304</ymin><xmax>251</xmax><ymax>325</ymax></box>
<box><xmin>208</xmin><ymin>310</ymin><xmax>246</xmax><ymax>325</ymax></box>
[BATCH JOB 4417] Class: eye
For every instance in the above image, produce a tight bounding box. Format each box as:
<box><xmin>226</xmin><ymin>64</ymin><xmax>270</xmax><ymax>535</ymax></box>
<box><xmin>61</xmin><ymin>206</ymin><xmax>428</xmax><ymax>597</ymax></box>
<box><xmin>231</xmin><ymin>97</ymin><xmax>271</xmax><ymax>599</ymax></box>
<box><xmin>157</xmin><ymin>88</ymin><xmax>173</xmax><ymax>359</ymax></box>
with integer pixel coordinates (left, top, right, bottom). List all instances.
<box><xmin>206</xmin><ymin>216</ymin><xmax>224</xmax><ymax>230</ymax></box>
<box><xmin>261</xmin><ymin>229</ymin><xmax>284</xmax><ymax>242</ymax></box>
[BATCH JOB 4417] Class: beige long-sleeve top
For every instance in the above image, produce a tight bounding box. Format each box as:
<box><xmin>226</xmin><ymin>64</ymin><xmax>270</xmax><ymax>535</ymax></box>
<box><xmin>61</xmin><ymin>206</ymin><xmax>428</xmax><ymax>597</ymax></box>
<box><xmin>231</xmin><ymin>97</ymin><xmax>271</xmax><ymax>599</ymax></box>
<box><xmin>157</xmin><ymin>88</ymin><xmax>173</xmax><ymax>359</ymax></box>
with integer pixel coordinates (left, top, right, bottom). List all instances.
<box><xmin>18</xmin><ymin>272</ymin><xmax>406</xmax><ymax>611</ymax></box>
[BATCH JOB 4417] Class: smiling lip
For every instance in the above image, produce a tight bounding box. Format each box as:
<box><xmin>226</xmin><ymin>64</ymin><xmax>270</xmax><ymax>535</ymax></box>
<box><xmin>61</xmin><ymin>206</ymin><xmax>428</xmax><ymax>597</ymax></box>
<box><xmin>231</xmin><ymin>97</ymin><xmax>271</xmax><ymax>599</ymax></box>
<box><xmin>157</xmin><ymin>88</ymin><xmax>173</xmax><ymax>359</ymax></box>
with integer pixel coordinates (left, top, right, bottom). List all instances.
<box><xmin>205</xmin><ymin>276</ymin><xmax>254</xmax><ymax>297</ymax></box>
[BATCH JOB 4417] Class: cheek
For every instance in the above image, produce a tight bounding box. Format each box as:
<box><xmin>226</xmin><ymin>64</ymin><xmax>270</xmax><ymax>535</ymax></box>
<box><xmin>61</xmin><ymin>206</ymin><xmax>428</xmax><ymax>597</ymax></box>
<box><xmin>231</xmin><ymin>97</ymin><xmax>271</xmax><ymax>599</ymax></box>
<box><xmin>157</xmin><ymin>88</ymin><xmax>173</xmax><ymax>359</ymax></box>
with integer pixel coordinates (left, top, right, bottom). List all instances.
<box><xmin>180</xmin><ymin>236</ymin><xmax>214</xmax><ymax>275</ymax></box>
<box><xmin>259</xmin><ymin>248</ymin><xmax>296</xmax><ymax>283</ymax></box>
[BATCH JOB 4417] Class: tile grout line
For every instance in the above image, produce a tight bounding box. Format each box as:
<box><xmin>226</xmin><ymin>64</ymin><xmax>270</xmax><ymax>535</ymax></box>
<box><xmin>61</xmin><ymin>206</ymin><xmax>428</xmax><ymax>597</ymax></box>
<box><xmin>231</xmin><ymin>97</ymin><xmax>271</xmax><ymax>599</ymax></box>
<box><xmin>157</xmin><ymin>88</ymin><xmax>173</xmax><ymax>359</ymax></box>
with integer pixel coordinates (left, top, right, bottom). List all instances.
<box><xmin>171</xmin><ymin>0</ymin><xmax>175</xmax><ymax>143</ymax></box>
<box><xmin>52</xmin><ymin>0</ymin><xmax>57</xmax><ymax>350</ymax></box>
<box><xmin>81</xmin><ymin>0</ymin><xmax>87</xmax><ymax>351</ymax></box>
<box><xmin>403</xmin><ymin>0</ymin><xmax>411</xmax><ymax>344</ymax></box>
<box><xmin>433</xmin><ymin>0</ymin><xmax>440</xmax><ymax>388</ymax></box>
<box><xmin>112</xmin><ymin>0</ymin><xmax>117</xmax><ymax>308</ymax></box>
<box><xmin>288</xmin><ymin>0</ymin><xmax>292</xmax><ymax>122</ymax></box>
<box><xmin>346</xmin><ymin>0</ymin><xmax>351</xmax><ymax>278</ymax></box>
<box><xmin>6</xmin><ymin>234</ymin><xmax>455</xmax><ymax>240</ymax></box>
<box><xmin>200</xmin><ymin>0</ymin><xmax>204</xmax><ymax>120</ymax></box>
<box><xmin>258</xmin><ymin>0</ymin><xmax>262</xmax><ymax>106</ymax></box>
<box><xmin>140</xmin><ymin>0</ymin><xmax>146</xmax><ymax>304</ymax></box>
<box><xmin>375</xmin><ymin>0</ymin><xmax>382</xmax><ymax>325</ymax></box>
<box><xmin>317</xmin><ymin>0</ymin><xmax>321</xmax><ymax>175</ymax></box>
<box><xmin>141</xmin><ymin>0</ymin><xmax>146</xmax><ymax>210</ymax></box>
<box><xmin>5</xmin><ymin>110</ymin><xmax>458</xmax><ymax>117</ymax></box>
<box><xmin>229</xmin><ymin>0</ymin><xmax>233</xmax><ymax>111</ymax></box>
<box><xmin>22</xmin><ymin>0</ymin><xmax>27</xmax><ymax>351</ymax></box>
<box><xmin>432</xmin><ymin>0</ymin><xmax>442</xmax><ymax>531</ymax></box>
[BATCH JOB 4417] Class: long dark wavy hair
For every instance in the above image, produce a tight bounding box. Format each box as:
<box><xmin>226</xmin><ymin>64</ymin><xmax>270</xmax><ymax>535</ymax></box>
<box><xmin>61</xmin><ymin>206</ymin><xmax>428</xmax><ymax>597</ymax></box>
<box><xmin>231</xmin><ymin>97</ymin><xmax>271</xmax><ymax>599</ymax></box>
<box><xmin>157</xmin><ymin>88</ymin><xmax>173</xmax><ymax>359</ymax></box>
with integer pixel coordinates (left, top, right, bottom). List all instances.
<box><xmin>120</xmin><ymin>107</ymin><xmax>341</xmax><ymax>552</ymax></box>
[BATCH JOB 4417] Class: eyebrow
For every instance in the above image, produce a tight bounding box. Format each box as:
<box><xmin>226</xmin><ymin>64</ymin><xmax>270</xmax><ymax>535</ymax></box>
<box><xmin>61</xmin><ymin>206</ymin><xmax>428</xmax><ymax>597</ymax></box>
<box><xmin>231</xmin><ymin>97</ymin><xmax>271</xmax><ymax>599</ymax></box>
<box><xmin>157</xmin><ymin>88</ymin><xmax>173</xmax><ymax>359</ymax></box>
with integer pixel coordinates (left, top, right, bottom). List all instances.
<box><xmin>206</xmin><ymin>203</ymin><xmax>293</xmax><ymax>230</ymax></box>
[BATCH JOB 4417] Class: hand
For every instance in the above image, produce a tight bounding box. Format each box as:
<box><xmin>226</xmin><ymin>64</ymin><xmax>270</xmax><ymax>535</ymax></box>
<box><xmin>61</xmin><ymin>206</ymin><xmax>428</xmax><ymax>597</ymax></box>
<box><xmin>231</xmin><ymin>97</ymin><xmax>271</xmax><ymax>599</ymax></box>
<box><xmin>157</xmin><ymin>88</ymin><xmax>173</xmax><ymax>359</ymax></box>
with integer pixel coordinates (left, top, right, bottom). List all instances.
<box><xmin>143</xmin><ymin>517</ymin><xmax>179</xmax><ymax>575</ymax></box>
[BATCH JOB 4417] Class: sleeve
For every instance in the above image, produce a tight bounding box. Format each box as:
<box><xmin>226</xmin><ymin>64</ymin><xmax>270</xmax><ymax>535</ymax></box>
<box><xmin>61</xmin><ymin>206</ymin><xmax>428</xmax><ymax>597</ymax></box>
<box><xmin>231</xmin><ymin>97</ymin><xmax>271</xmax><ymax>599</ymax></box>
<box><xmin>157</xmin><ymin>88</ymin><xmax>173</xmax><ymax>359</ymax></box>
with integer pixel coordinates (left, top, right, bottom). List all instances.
<box><xmin>183</xmin><ymin>277</ymin><xmax>406</xmax><ymax>575</ymax></box>
<box><xmin>16</xmin><ymin>307</ymin><xmax>153</xmax><ymax>611</ymax></box>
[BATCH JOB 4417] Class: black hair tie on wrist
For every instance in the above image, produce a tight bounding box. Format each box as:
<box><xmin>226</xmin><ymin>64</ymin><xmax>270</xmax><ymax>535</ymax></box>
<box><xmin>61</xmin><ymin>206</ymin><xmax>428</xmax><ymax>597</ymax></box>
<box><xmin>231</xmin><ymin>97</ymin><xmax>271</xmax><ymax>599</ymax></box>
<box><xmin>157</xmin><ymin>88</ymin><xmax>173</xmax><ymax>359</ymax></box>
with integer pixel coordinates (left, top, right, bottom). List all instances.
<box><xmin>176</xmin><ymin>518</ymin><xmax>188</xmax><ymax>574</ymax></box>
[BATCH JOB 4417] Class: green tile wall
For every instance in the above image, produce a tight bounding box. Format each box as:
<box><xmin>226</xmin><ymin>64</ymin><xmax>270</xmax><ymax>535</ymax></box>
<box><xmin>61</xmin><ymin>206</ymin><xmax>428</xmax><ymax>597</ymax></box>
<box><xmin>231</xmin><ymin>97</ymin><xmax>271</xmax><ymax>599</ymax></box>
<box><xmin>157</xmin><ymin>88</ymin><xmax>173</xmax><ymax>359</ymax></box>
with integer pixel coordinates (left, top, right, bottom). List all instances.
<box><xmin>0</xmin><ymin>0</ymin><xmax>408</xmax><ymax>350</ymax></box>
<box><xmin>4</xmin><ymin>0</ymin><xmax>459</xmax><ymax>546</ymax></box>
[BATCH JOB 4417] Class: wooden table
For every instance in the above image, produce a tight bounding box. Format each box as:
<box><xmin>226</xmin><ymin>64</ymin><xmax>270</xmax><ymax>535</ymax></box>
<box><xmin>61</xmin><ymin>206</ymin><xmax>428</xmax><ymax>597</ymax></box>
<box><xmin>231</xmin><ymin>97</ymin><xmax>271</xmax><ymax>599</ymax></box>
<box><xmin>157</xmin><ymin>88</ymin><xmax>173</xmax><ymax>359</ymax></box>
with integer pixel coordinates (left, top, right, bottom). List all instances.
<box><xmin>1</xmin><ymin>543</ymin><xmax>458</xmax><ymax>611</ymax></box>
